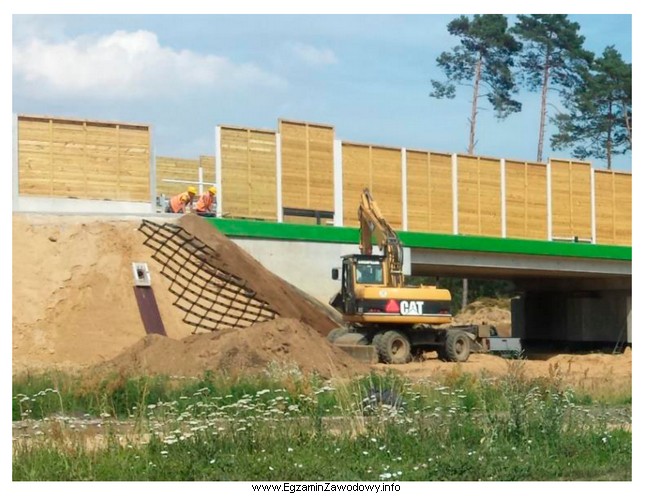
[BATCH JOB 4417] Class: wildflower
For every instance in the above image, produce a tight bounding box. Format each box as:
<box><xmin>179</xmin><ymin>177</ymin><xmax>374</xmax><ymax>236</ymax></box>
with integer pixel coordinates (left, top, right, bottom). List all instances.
<box><xmin>379</xmin><ymin>473</ymin><xmax>392</xmax><ymax>480</ymax></box>
<box><xmin>210</xmin><ymin>459</ymin><xmax>216</xmax><ymax>464</ymax></box>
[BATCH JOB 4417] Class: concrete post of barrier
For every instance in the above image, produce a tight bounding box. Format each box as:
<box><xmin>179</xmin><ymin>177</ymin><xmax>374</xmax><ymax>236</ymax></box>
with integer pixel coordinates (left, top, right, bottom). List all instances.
<box><xmin>276</xmin><ymin>132</ymin><xmax>283</xmax><ymax>223</ymax></box>
<box><xmin>452</xmin><ymin>153</ymin><xmax>459</xmax><ymax>235</ymax></box>
<box><xmin>401</xmin><ymin>148</ymin><xmax>407</xmax><ymax>231</ymax></box>
<box><xmin>333</xmin><ymin>139</ymin><xmax>343</xmax><ymax>227</ymax></box>
<box><xmin>215</xmin><ymin>126</ymin><xmax>223</xmax><ymax>218</ymax></box>
<box><xmin>546</xmin><ymin>160</ymin><xmax>553</xmax><ymax>241</ymax></box>
<box><xmin>13</xmin><ymin>113</ymin><xmax>19</xmax><ymax>212</ymax></box>
<box><xmin>590</xmin><ymin>169</ymin><xmax>596</xmax><ymax>244</ymax></box>
<box><xmin>500</xmin><ymin>158</ymin><xmax>506</xmax><ymax>238</ymax></box>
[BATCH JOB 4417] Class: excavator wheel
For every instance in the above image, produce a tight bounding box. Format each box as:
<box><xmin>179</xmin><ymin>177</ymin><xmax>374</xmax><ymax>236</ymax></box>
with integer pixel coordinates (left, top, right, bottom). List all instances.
<box><xmin>327</xmin><ymin>327</ymin><xmax>349</xmax><ymax>343</ymax></box>
<box><xmin>375</xmin><ymin>330</ymin><xmax>412</xmax><ymax>364</ymax></box>
<box><xmin>443</xmin><ymin>330</ymin><xmax>471</xmax><ymax>362</ymax></box>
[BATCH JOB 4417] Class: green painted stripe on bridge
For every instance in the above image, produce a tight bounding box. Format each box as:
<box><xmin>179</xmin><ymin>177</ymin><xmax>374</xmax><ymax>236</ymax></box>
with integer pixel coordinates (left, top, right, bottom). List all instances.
<box><xmin>205</xmin><ymin>218</ymin><xmax>631</xmax><ymax>261</ymax></box>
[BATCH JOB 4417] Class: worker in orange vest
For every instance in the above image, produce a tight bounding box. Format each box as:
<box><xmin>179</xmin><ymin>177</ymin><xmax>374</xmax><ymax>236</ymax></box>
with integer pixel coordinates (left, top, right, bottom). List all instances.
<box><xmin>165</xmin><ymin>186</ymin><xmax>197</xmax><ymax>214</ymax></box>
<box><xmin>194</xmin><ymin>186</ymin><xmax>217</xmax><ymax>217</ymax></box>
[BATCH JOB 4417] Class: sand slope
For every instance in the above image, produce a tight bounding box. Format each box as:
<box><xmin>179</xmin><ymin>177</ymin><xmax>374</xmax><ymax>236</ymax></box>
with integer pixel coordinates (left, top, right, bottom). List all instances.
<box><xmin>12</xmin><ymin>214</ymin><xmax>196</xmax><ymax>374</ymax></box>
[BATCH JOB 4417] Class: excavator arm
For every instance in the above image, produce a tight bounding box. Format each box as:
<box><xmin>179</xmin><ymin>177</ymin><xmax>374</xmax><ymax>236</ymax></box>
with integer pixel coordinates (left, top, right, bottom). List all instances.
<box><xmin>358</xmin><ymin>188</ymin><xmax>404</xmax><ymax>287</ymax></box>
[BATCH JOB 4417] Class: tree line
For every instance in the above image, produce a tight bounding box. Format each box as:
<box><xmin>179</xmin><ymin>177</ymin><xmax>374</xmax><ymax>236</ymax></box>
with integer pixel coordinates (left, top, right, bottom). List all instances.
<box><xmin>430</xmin><ymin>14</ymin><xmax>631</xmax><ymax>170</ymax></box>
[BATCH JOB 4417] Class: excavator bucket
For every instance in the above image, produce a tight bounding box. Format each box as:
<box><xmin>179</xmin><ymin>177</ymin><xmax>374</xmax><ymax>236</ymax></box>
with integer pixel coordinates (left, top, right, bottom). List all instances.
<box><xmin>335</xmin><ymin>344</ymin><xmax>378</xmax><ymax>364</ymax></box>
<box><xmin>328</xmin><ymin>332</ymin><xmax>378</xmax><ymax>364</ymax></box>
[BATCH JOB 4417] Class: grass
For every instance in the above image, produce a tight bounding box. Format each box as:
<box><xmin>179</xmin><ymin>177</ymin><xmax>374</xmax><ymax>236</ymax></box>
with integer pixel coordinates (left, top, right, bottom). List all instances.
<box><xmin>12</xmin><ymin>362</ymin><xmax>631</xmax><ymax>481</ymax></box>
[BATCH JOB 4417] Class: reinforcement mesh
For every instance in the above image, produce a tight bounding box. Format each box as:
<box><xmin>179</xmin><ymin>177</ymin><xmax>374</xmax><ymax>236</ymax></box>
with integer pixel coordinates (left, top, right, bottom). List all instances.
<box><xmin>138</xmin><ymin>219</ymin><xmax>278</xmax><ymax>333</ymax></box>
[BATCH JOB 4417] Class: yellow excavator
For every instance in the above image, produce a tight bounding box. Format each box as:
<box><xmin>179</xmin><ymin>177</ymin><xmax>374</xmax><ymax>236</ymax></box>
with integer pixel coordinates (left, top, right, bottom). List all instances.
<box><xmin>329</xmin><ymin>188</ymin><xmax>494</xmax><ymax>364</ymax></box>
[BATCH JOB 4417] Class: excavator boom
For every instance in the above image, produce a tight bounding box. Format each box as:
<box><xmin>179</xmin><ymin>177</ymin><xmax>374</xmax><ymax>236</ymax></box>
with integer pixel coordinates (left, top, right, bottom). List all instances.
<box><xmin>358</xmin><ymin>188</ymin><xmax>404</xmax><ymax>287</ymax></box>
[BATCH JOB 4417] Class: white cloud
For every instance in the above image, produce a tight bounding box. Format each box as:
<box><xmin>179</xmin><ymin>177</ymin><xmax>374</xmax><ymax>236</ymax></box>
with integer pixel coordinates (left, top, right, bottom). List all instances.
<box><xmin>13</xmin><ymin>30</ymin><xmax>286</xmax><ymax>99</ymax></box>
<box><xmin>288</xmin><ymin>42</ymin><xmax>338</xmax><ymax>66</ymax></box>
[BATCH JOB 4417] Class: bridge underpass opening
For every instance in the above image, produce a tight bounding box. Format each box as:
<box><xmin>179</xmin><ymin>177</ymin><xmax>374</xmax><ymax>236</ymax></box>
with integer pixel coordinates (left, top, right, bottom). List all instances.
<box><xmin>410</xmin><ymin>249</ymin><xmax>631</xmax><ymax>349</ymax></box>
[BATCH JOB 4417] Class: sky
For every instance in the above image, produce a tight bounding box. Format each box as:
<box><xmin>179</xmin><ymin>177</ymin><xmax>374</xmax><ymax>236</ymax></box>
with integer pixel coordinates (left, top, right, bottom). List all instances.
<box><xmin>11</xmin><ymin>12</ymin><xmax>633</xmax><ymax>170</ymax></box>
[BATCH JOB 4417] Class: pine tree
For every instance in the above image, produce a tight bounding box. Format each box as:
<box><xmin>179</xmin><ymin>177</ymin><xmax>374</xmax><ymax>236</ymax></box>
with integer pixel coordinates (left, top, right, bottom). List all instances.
<box><xmin>430</xmin><ymin>15</ymin><xmax>521</xmax><ymax>308</ymax></box>
<box><xmin>430</xmin><ymin>14</ymin><xmax>522</xmax><ymax>155</ymax></box>
<box><xmin>550</xmin><ymin>46</ymin><xmax>631</xmax><ymax>170</ymax></box>
<box><xmin>511</xmin><ymin>15</ymin><xmax>593</xmax><ymax>163</ymax></box>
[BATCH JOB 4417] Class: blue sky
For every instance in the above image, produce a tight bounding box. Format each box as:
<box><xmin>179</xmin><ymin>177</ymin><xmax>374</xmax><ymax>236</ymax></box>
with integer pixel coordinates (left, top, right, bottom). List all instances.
<box><xmin>12</xmin><ymin>13</ymin><xmax>633</xmax><ymax>170</ymax></box>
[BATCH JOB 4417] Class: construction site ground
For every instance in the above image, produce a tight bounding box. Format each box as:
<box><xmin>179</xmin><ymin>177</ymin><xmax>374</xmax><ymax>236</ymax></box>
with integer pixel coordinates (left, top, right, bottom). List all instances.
<box><xmin>12</xmin><ymin>213</ymin><xmax>632</xmax><ymax>395</ymax></box>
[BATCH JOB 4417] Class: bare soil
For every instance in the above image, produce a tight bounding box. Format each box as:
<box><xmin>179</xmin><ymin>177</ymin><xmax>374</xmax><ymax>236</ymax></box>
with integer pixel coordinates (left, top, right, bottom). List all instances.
<box><xmin>12</xmin><ymin>213</ymin><xmax>344</xmax><ymax>378</ymax></box>
<box><xmin>177</xmin><ymin>215</ymin><xmax>339</xmax><ymax>335</ymax></box>
<box><xmin>12</xmin><ymin>214</ymin><xmax>196</xmax><ymax>374</ymax></box>
<box><xmin>92</xmin><ymin>317</ymin><xmax>367</xmax><ymax>379</ymax></box>
<box><xmin>12</xmin><ymin>213</ymin><xmax>631</xmax><ymax>392</ymax></box>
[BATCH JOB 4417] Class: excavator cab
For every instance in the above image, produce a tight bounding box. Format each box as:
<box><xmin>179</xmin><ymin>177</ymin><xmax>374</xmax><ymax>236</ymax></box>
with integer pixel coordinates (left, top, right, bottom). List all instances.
<box><xmin>331</xmin><ymin>254</ymin><xmax>386</xmax><ymax>315</ymax></box>
<box><xmin>355</xmin><ymin>258</ymin><xmax>384</xmax><ymax>285</ymax></box>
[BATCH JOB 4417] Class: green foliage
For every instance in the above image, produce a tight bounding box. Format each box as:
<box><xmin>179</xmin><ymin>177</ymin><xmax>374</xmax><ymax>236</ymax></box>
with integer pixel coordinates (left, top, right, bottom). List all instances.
<box><xmin>551</xmin><ymin>46</ymin><xmax>632</xmax><ymax>169</ymax></box>
<box><xmin>12</xmin><ymin>368</ymin><xmax>631</xmax><ymax>481</ymax></box>
<box><xmin>510</xmin><ymin>15</ymin><xmax>594</xmax><ymax>162</ymax></box>
<box><xmin>430</xmin><ymin>14</ymin><xmax>522</xmax><ymax>149</ymax></box>
<box><xmin>406</xmin><ymin>275</ymin><xmax>515</xmax><ymax>314</ymax></box>
<box><xmin>511</xmin><ymin>15</ymin><xmax>593</xmax><ymax>93</ymax></box>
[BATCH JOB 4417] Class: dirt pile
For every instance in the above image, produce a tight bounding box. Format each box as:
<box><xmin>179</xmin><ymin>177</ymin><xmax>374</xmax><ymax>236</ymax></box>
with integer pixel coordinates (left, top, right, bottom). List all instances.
<box><xmin>377</xmin><ymin>347</ymin><xmax>631</xmax><ymax>393</ymax></box>
<box><xmin>176</xmin><ymin>215</ymin><xmax>339</xmax><ymax>335</ymax></box>
<box><xmin>454</xmin><ymin>298</ymin><xmax>512</xmax><ymax>336</ymax></box>
<box><xmin>93</xmin><ymin>318</ymin><xmax>366</xmax><ymax>379</ymax></box>
<box><xmin>12</xmin><ymin>214</ymin><xmax>197</xmax><ymax>375</ymax></box>
<box><xmin>12</xmin><ymin>213</ymin><xmax>341</xmax><ymax>377</ymax></box>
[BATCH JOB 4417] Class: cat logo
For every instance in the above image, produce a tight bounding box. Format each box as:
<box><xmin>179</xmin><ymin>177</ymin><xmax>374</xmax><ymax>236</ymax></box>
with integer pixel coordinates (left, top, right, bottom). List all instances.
<box><xmin>400</xmin><ymin>300</ymin><xmax>424</xmax><ymax>316</ymax></box>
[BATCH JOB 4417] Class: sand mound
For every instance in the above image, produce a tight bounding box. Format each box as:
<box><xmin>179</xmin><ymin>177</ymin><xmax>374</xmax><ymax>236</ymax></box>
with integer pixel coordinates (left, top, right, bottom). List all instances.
<box><xmin>92</xmin><ymin>318</ymin><xmax>366</xmax><ymax>379</ymax></box>
<box><xmin>376</xmin><ymin>348</ymin><xmax>631</xmax><ymax>392</ymax></box>
<box><xmin>174</xmin><ymin>215</ymin><xmax>339</xmax><ymax>335</ymax></box>
<box><xmin>454</xmin><ymin>298</ymin><xmax>512</xmax><ymax>336</ymax></box>
<box><xmin>12</xmin><ymin>213</ymin><xmax>341</xmax><ymax>377</ymax></box>
<box><xmin>12</xmin><ymin>214</ymin><xmax>197</xmax><ymax>375</ymax></box>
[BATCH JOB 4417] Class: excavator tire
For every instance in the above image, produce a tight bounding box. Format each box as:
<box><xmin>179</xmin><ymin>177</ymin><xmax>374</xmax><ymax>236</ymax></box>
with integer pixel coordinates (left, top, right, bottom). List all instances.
<box><xmin>443</xmin><ymin>329</ymin><xmax>471</xmax><ymax>362</ymax></box>
<box><xmin>327</xmin><ymin>327</ymin><xmax>349</xmax><ymax>343</ymax></box>
<box><xmin>372</xmin><ymin>332</ymin><xmax>384</xmax><ymax>350</ymax></box>
<box><xmin>375</xmin><ymin>330</ymin><xmax>412</xmax><ymax>364</ymax></box>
